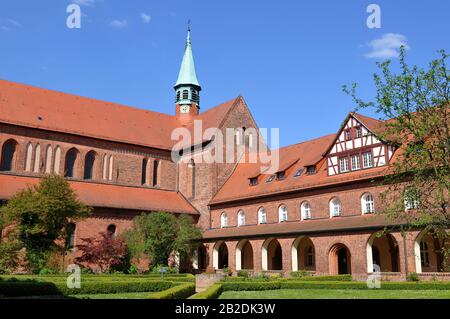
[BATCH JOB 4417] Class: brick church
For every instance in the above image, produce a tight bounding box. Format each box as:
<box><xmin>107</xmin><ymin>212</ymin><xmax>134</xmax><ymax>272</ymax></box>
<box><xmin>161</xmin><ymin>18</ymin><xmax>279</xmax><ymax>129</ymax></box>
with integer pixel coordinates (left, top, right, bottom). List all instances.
<box><xmin>0</xmin><ymin>30</ymin><xmax>447</xmax><ymax>280</ymax></box>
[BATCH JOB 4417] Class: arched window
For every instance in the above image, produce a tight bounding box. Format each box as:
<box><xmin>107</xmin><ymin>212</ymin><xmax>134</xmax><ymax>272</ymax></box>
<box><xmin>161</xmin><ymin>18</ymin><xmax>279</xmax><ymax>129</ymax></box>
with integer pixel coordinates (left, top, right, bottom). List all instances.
<box><xmin>107</xmin><ymin>224</ymin><xmax>116</xmax><ymax>238</ymax></box>
<box><xmin>64</xmin><ymin>148</ymin><xmax>79</xmax><ymax>178</ymax></box>
<box><xmin>404</xmin><ymin>188</ymin><xmax>419</xmax><ymax>211</ymax></box>
<box><xmin>301</xmin><ymin>202</ymin><xmax>311</xmax><ymax>220</ymax></box>
<box><xmin>45</xmin><ymin>145</ymin><xmax>53</xmax><ymax>173</ymax></box>
<box><xmin>141</xmin><ymin>158</ymin><xmax>148</xmax><ymax>185</ymax></box>
<box><xmin>54</xmin><ymin>146</ymin><xmax>61</xmax><ymax>175</ymax></box>
<box><xmin>33</xmin><ymin>144</ymin><xmax>41</xmax><ymax>173</ymax></box>
<box><xmin>238</xmin><ymin>210</ymin><xmax>245</xmax><ymax>227</ymax></box>
<box><xmin>278</xmin><ymin>204</ymin><xmax>288</xmax><ymax>222</ymax></box>
<box><xmin>361</xmin><ymin>193</ymin><xmax>375</xmax><ymax>214</ymax></box>
<box><xmin>84</xmin><ymin>151</ymin><xmax>96</xmax><ymax>180</ymax></box>
<box><xmin>108</xmin><ymin>155</ymin><xmax>113</xmax><ymax>181</ymax></box>
<box><xmin>419</xmin><ymin>241</ymin><xmax>430</xmax><ymax>267</ymax></box>
<box><xmin>220</xmin><ymin>212</ymin><xmax>228</xmax><ymax>228</ymax></box>
<box><xmin>102</xmin><ymin>154</ymin><xmax>108</xmax><ymax>180</ymax></box>
<box><xmin>25</xmin><ymin>143</ymin><xmax>33</xmax><ymax>172</ymax></box>
<box><xmin>152</xmin><ymin>160</ymin><xmax>159</xmax><ymax>187</ymax></box>
<box><xmin>66</xmin><ymin>223</ymin><xmax>76</xmax><ymax>249</ymax></box>
<box><xmin>330</xmin><ymin>198</ymin><xmax>342</xmax><ymax>217</ymax></box>
<box><xmin>258</xmin><ymin>207</ymin><xmax>267</xmax><ymax>224</ymax></box>
<box><xmin>189</xmin><ymin>159</ymin><xmax>195</xmax><ymax>198</ymax></box>
<box><xmin>0</xmin><ymin>139</ymin><xmax>18</xmax><ymax>171</ymax></box>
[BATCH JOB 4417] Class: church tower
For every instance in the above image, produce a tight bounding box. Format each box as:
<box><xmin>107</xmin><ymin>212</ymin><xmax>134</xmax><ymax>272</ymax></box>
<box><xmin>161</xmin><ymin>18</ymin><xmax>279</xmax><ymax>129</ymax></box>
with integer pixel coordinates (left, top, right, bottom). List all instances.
<box><xmin>175</xmin><ymin>25</ymin><xmax>201</xmax><ymax>117</ymax></box>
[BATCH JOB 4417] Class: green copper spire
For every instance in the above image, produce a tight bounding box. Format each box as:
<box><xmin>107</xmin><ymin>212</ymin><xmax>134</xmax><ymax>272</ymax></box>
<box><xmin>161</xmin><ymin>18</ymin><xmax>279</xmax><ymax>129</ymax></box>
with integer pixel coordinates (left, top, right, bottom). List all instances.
<box><xmin>175</xmin><ymin>25</ymin><xmax>200</xmax><ymax>87</ymax></box>
<box><xmin>174</xmin><ymin>23</ymin><xmax>201</xmax><ymax>109</ymax></box>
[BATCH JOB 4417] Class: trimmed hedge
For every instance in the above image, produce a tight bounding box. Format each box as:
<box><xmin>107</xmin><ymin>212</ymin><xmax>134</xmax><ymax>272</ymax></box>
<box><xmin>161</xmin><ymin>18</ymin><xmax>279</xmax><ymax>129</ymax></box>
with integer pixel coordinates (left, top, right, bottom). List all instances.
<box><xmin>189</xmin><ymin>284</ymin><xmax>223</xmax><ymax>299</ymax></box>
<box><xmin>222</xmin><ymin>281</ymin><xmax>281</xmax><ymax>291</ymax></box>
<box><xmin>222</xmin><ymin>274</ymin><xmax>352</xmax><ymax>282</ymax></box>
<box><xmin>0</xmin><ymin>280</ymin><xmax>174</xmax><ymax>297</ymax></box>
<box><xmin>217</xmin><ymin>280</ymin><xmax>450</xmax><ymax>292</ymax></box>
<box><xmin>148</xmin><ymin>283</ymin><xmax>195</xmax><ymax>299</ymax></box>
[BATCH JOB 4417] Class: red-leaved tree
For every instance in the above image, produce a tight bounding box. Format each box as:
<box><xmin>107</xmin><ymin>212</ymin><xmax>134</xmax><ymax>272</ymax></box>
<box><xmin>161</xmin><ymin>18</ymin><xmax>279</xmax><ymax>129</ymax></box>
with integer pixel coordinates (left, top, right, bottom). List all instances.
<box><xmin>75</xmin><ymin>232</ymin><xmax>127</xmax><ymax>273</ymax></box>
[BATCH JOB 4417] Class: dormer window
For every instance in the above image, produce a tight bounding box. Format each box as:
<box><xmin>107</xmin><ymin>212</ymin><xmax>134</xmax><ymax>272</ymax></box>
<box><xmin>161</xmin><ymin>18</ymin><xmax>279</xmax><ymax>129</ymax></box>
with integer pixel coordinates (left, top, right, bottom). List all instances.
<box><xmin>276</xmin><ymin>171</ymin><xmax>286</xmax><ymax>180</ymax></box>
<box><xmin>306</xmin><ymin>166</ymin><xmax>316</xmax><ymax>175</ymax></box>
<box><xmin>267</xmin><ymin>175</ymin><xmax>275</xmax><ymax>183</ymax></box>
<box><xmin>249</xmin><ymin>177</ymin><xmax>258</xmax><ymax>186</ymax></box>
<box><xmin>294</xmin><ymin>168</ymin><xmax>303</xmax><ymax>177</ymax></box>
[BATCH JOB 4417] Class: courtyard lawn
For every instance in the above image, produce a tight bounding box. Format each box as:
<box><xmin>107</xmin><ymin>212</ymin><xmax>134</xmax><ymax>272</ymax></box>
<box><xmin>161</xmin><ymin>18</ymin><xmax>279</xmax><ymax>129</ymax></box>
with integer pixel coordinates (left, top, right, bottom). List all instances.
<box><xmin>218</xmin><ymin>289</ymin><xmax>450</xmax><ymax>299</ymax></box>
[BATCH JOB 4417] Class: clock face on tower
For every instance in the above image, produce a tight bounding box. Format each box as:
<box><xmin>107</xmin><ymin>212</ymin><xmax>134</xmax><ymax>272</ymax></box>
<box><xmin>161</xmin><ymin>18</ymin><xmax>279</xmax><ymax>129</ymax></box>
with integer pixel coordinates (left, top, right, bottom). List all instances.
<box><xmin>180</xmin><ymin>104</ymin><xmax>190</xmax><ymax>114</ymax></box>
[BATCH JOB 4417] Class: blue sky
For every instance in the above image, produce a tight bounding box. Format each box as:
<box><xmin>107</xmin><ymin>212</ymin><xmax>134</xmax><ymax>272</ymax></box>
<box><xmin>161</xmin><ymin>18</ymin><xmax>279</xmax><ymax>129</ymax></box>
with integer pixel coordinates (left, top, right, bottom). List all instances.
<box><xmin>0</xmin><ymin>0</ymin><xmax>449</xmax><ymax>147</ymax></box>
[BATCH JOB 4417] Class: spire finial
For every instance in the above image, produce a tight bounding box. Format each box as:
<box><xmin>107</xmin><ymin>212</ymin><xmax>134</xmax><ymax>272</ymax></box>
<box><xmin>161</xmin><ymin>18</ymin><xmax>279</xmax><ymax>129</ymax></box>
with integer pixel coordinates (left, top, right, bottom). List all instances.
<box><xmin>187</xmin><ymin>19</ymin><xmax>191</xmax><ymax>32</ymax></box>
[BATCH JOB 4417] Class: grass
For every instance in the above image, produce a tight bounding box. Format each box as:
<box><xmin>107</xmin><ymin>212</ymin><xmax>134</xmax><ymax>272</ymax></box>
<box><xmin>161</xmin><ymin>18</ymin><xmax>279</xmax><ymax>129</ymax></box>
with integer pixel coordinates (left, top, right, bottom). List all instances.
<box><xmin>219</xmin><ymin>289</ymin><xmax>450</xmax><ymax>299</ymax></box>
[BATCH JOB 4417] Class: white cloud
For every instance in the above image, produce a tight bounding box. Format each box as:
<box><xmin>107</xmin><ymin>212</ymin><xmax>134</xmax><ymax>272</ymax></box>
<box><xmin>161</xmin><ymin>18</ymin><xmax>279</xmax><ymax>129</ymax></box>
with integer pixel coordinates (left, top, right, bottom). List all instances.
<box><xmin>140</xmin><ymin>13</ymin><xmax>151</xmax><ymax>24</ymax></box>
<box><xmin>7</xmin><ymin>19</ymin><xmax>22</xmax><ymax>27</ymax></box>
<box><xmin>364</xmin><ymin>33</ymin><xmax>410</xmax><ymax>59</ymax></box>
<box><xmin>109</xmin><ymin>19</ymin><xmax>128</xmax><ymax>28</ymax></box>
<box><xmin>0</xmin><ymin>25</ymin><xmax>10</xmax><ymax>31</ymax></box>
<box><xmin>73</xmin><ymin>0</ymin><xmax>96</xmax><ymax>7</ymax></box>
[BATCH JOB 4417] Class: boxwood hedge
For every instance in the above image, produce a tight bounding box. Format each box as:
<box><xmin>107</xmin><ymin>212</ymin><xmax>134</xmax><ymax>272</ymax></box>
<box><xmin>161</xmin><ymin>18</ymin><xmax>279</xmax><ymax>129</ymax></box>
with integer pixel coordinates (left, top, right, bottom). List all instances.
<box><xmin>189</xmin><ymin>284</ymin><xmax>223</xmax><ymax>299</ymax></box>
<box><xmin>148</xmin><ymin>283</ymin><xmax>195</xmax><ymax>299</ymax></box>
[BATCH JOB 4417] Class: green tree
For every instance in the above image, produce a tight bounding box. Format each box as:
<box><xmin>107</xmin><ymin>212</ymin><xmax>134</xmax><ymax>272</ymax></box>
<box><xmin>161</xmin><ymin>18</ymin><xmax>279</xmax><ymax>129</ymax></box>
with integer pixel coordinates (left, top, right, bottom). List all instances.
<box><xmin>0</xmin><ymin>175</ymin><xmax>91</xmax><ymax>272</ymax></box>
<box><xmin>343</xmin><ymin>48</ymin><xmax>449</xmax><ymax>269</ymax></box>
<box><xmin>124</xmin><ymin>212</ymin><xmax>202</xmax><ymax>269</ymax></box>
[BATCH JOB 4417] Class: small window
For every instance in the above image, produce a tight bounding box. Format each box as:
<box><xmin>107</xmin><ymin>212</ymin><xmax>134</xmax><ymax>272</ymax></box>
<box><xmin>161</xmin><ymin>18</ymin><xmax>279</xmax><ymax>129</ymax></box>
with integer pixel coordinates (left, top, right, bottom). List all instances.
<box><xmin>404</xmin><ymin>189</ymin><xmax>419</xmax><ymax>211</ymax></box>
<box><xmin>330</xmin><ymin>198</ymin><xmax>342</xmax><ymax>217</ymax></box>
<box><xmin>301</xmin><ymin>202</ymin><xmax>311</xmax><ymax>220</ymax></box>
<box><xmin>83</xmin><ymin>151</ymin><xmax>96</xmax><ymax>180</ymax></box>
<box><xmin>339</xmin><ymin>157</ymin><xmax>349</xmax><ymax>173</ymax></box>
<box><xmin>220</xmin><ymin>212</ymin><xmax>228</xmax><ymax>228</ymax></box>
<box><xmin>361</xmin><ymin>193</ymin><xmax>374</xmax><ymax>214</ymax></box>
<box><xmin>305</xmin><ymin>246</ymin><xmax>314</xmax><ymax>267</ymax></box>
<box><xmin>345</xmin><ymin>130</ymin><xmax>351</xmax><ymax>140</ymax></box>
<box><xmin>249</xmin><ymin>177</ymin><xmax>258</xmax><ymax>186</ymax></box>
<box><xmin>420</xmin><ymin>242</ymin><xmax>430</xmax><ymax>267</ymax></box>
<box><xmin>306</xmin><ymin>166</ymin><xmax>316</xmax><ymax>175</ymax></box>
<box><xmin>276</xmin><ymin>171</ymin><xmax>286</xmax><ymax>180</ymax></box>
<box><xmin>182</xmin><ymin>90</ymin><xmax>189</xmax><ymax>100</ymax></box>
<box><xmin>351</xmin><ymin>154</ymin><xmax>361</xmax><ymax>171</ymax></box>
<box><xmin>237</xmin><ymin>210</ymin><xmax>245</xmax><ymax>227</ymax></box>
<box><xmin>356</xmin><ymin>127</ymin><xmax>362</xmax><ymax>138</ymax></box>
<box><xmin>266</xmin><ymin>175</ymin><xmax>275</xmax><ymax>183</ymax></box>
<box><xmin>0</xmin><ymin>139</ymin><xmax>18</xmax><ymax>172</ymax></box>
<box><xmin>294</xmin><ymin>168</ymin><xmax>303</xmax><ymax>177</ymax></box>
<box><xmin>152</xmin><ymin>160</ymin><xmax>159</xmax><ymax>187</ymax></box>
<box><xmin>362</xmin><ymin>152</ymin><xmax>373</xmax><ymax>168</ymax></box>
<box><xmin>278</xmin><ymin>205</ymin><xmax>288</xmax><ymax>222</ymax></box>
<box><xmin>258</xmin><ymin>207</ymin><xmax>267</xmax><ymax>224</ymax></box>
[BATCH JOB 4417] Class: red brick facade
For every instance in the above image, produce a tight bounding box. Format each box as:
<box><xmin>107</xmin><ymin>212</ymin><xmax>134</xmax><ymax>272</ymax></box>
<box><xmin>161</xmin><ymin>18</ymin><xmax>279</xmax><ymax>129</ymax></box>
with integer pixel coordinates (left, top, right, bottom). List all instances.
<box><xmin>0</xmin><ymin>79</ymin><xmax>448</xmax><ymax>280</ymax></box>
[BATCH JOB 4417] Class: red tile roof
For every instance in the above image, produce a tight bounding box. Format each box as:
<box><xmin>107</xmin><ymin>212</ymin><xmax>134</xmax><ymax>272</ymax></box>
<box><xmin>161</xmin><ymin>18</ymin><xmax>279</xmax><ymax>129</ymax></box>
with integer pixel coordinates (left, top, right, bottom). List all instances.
<box><xmin>0</xmin><ymin>79</ymin><xmax>238</xmax><ymax>150</ymax></box>
<box><xmin>210</xmin><ymin>115</ymin><xmax>396</xmax><ymax>205</ymax></box>
<box><xmin>202</xmin><ymin>214</ymin><xmax>404</xmax><ymax>240</ymax></box>
<box><xmin>0</xmin><ymin>174</ymin><xmax>199</xmax><ymax>215</ymax></box>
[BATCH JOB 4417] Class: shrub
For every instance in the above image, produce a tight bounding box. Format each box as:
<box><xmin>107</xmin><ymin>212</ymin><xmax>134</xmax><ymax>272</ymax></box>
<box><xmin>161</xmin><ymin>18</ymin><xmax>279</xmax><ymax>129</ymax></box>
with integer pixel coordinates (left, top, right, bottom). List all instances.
<box><xmin>148</xmin><ymin>283</ymin><xmax>195</xmax><ymax>299</ymax></box>
<box><xmin>150</xmin><ymin>264</ymin><xmax>178</xmax><ymax>275</ymax></box>
<box><xmin>407</xmin><ymin>272</ymin><xmax>420</xmax><ymax>282</ymax></box>
<box><xmin>128</xmin><ymin>265</ymin><xmax>139</xmax><ymax>274</ymax></box>
<box><xmin>189</xmin><ymin>284</ymin><xmax>223</xmax><ymax>299</ymax></box>
<box><xmin>290</xmin><ymin>270</ymin><xmax>310</xmax><ymax>278</ymax></box>
<box><xmin>237</xmin><ymin>270</ymin><xmax>249</xmax><ymax>278</ymax></box>
<box><xmin>0</xmin><ymin>279</ymin><xmax>174</xmax><ymax>297</ymax></box>
<box><xmin>221</xmin><ymin>281</ymin><xmax>281</xmax><ymax>291</ymax></box>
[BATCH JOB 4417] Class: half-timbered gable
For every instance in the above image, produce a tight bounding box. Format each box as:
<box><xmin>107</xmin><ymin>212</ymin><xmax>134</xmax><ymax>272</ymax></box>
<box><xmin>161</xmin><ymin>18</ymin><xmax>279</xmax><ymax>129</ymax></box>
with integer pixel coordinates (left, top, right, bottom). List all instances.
<box><xmin>326</xmin><ymin>114</ymin><xmax>394</xmax><ymax>176</ymax></box>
